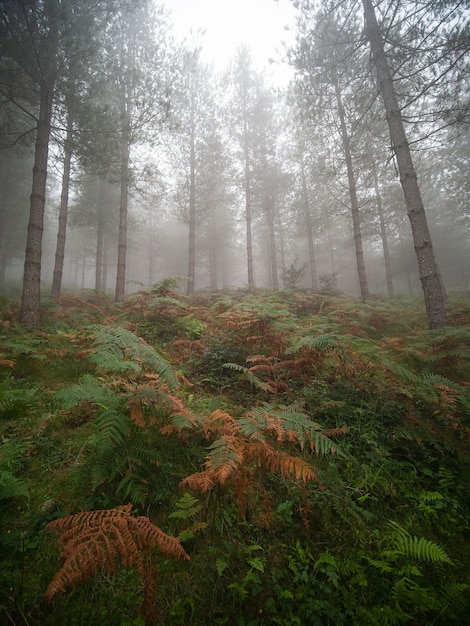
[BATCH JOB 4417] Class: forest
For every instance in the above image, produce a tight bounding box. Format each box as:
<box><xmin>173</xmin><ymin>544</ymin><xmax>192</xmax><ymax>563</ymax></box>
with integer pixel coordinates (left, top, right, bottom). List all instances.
<box><xmin>0</xmin><ymin>0</ymin><xmax>469</xmax><ymax>624</ymax></box>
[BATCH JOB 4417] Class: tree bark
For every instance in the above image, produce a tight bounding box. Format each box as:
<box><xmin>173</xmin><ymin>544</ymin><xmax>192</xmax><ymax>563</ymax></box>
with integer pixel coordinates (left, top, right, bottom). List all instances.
<box><xmin>51</xmin><ymin>105</ymin><xmax>74</xmax><ymax>299</ymax></box>
<box><xmin>20</xmin><ymin>0</ymin><xmax>58</xmax><ymax>328</ymax></box>
<box><xmin>20</xmin><ymin>79</ymin><xmax>54</xmax><ymax>328</ymax></box>
<box><xmin>300</xmin><ymin>158</ymin><xmax>318</xmax><ymax>291</ymax></box>
<box><xmin>372</xmin><ymin>165</ymin><xmax>394</xmax><ymax>297</ymax></box>
<box><xmin>334</xmin><ymin>79</ymin><xmax>369</xmax><ymax>302</ymax></box>
<box><xmin>362</xmin><ymin>0</ymin><xmax>446</xmax><ymax>328</ymax></box>
<box><xmin>115</xmin><ymin>106</ymin><xmax>130</xmax><ymax>302</ymax></box>
<box><xmin>244</xmin><ymin>116</ymin><xmax>255</xmax><ymax>291</ymax></box>
<box><xmin>187</xmin><ymin>92</ymin><xmax>196</xmax><ymax>297</ymax></box>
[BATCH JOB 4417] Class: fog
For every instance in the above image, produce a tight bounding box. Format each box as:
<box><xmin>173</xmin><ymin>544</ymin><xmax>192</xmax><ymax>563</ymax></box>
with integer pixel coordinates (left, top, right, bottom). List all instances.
<box><xmin>0</xmin><ymin>0</ymin><xmax>468</xmax><ymax>308</ymax></box>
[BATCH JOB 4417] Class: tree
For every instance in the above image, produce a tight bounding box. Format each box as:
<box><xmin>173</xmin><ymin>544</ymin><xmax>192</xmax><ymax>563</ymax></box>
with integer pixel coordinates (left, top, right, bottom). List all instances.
<box><xmin>290</xmin><ymin>7</ymin><xmax>371</xmax><ymax>301</ymax></box>
<box><xmin>229</xmin><ymin>46</ymin><xmax>260</xmax><ymax>291</ymax></box>
<box><xmin>101</xmin><ymin>1</ymin><xmax>173</xmax><ymax>302</ymax></box>
<box><xmin>0</xmin><ymin>0</ymin><xmax>123</xmax><ymax>326</ymax></box>
<box><xmin>169</xmin><ymin>50</ymin><xmax>229</xmax><ymax>296</ymax></box>
<box><xmin>0</xmin><ymin>0</ymin><xmax>59</xmax><ymax>327</ymax></box>
<box><xmin>361</xmin><ymin>0</ymin><xmax>447</xmax><ymax>328</ymax></box>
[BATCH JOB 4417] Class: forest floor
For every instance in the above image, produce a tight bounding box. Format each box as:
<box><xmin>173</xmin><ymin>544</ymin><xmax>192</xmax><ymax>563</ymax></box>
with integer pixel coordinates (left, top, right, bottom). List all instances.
<box><xmin>1</xmin><ymin>286</ymin><xmax>469</xmax><ymax>625</ymax></box>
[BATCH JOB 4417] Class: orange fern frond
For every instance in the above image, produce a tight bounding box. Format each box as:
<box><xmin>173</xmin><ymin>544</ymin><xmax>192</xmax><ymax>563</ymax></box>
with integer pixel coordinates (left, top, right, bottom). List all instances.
<box><xmin>171</xmin><ymin>339</ymin><xmax>205</xmax><ymax>363</ymax></box>
<box><xmin>267</xmin><ymin>451</ymin><xmax>322</xmax><ymax>485</ymax></box>
<box><xmin>128</xmin><ymin>399</ymin><xmax>145</xmax><ymax>427</ymax></box>
<box><xmin>203</xmin><ymin>409</ymin><xmax>240</xmax><ymax>438</ymax></box>
<box><xmin>0</xmin><ymin>356</ymin><xmax>15</xmax><ymax>368</ymax></box>
<box><xmin>205</xmin><ymin>436</ymin><xmax>244</xmax><ymax>486</ymax></box>
<box><xmin>179</xmin><ymin>468</ymin><xmax>216</xmax><ymax>492</ymax></box>
<box><xmin>45</xmin><ymin>504</ymin><xmax>189</xmax><ymax>624</ymax></box>
<box><xmin>321</xmin><ymin>426</ymin><xmax>350</xmax><ymax>437</ymax></box>
<box><xmin>245</xmin><ymin>441</ymin><xmax>321</xmax><ymax>485</ymax></box>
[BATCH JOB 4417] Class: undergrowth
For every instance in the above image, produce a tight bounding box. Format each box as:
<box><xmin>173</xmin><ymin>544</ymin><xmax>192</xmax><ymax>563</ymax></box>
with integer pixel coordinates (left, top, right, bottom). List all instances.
<box><xmin>0</xmin><ymin>288</ymin><xmax>469</xmax><ymax>625</ymax></box>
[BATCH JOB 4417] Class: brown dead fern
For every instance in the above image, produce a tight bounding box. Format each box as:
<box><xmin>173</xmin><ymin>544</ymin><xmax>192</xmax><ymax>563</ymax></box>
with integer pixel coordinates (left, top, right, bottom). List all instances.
<box><xmin>45</xmin><ymin>504</ymin><xmax>190</xmax><ymax>624</ymax></box>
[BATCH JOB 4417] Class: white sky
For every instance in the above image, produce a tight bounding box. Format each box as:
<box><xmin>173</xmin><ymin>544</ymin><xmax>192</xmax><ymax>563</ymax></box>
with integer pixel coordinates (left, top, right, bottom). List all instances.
<box><xmin>164</xmin><ymin>0</ymin><xmax>298</xmax><ymax>85</ymax></box>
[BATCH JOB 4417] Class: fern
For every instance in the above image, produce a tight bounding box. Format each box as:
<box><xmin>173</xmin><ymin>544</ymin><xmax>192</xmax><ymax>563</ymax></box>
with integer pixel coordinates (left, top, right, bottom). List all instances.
<box><xmin>45</xmin><ymin>504</ymin><xmax>189</xmax><ymax>624</ymax></box>
<box><xmin>386</xmin><ymin>521</ymin><xmax>453</xmax><ymax>564</ymax></box>
<box><xmin>241</xmin><ymin>403</ymin><xmax>348</xmax><ymax>457</ymax></box>
<box><xmin>55</xmin><ymin>374</ymin><xmax>119</xmax><ymax>411</ymax></box>
<box><xmin>222</xmin><ymin>362</ymin><xmax>275</xmax><ymax>393</ymax></box>
<box><xmin>287</xmin><ymin>333</ymin><xmax>341</xmax><ymax>353</ymax></box>
<box><xmin>0</xmin><ymin>439</ymin><xmax>30</xmax><ymax>501</ymax></box>
<box><xmin>87</xmin><ymin>324</ymin><xmax>178</xmax><ymax>387</ymax></box>
<box><xmin>0</xmin><ymin>378</ymin><xmax>38</xmax><ymax>415</ymax></box>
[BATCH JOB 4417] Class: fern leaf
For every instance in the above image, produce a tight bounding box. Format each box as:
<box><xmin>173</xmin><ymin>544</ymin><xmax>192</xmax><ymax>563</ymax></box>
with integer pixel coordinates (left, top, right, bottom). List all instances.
<box><xmin>45</xmin><ymin>504</ymin><xmax>189</xmax><ymax>619</ymax></box>
<box><xmin>55</xmin><ymin>374</ymin><xmax>119</xmax><ymax>410</ymax></box>
<box><xmin>205</xmin><ymin>436</ymin><xmax>244</xmax><ymax>486</ymax></box>
<box><xmin>0</xmin><ymin>470</ymin><xmax>30</xmax><ymax>501</ymax></box>
<box><xmin>0</xmin><ymin>439</ymin><xmax>30</xmax><ymax>501</ymax></box>
<box><xmin>388</xmin><ymin>522</ymin><xmax>453</xmax><ymax>564</ymax></box>
<box><xmin>87</xmin><ymin>324</ymin><xmax>178</xmax><ymax>387</ymax></box>
<box><xmin>287</xmin><ymin>333</ymin><xmax>340</xmax><ymax>354</ymax></box>
<box><xmin>179</xmin><ymin>468</ymin><xmax>216</xmax><ymax>492</ymax></box>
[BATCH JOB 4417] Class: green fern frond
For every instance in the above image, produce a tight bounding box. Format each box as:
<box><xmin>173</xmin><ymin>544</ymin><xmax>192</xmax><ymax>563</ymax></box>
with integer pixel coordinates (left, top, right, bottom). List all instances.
<box><xmin>55</xmin><ymin>374</ymin><xmax>119</xmax><ymax>410</ymax></box>
<box><xmin>441</xmin><ymin>580</ymin><xmax>470</xmax><ymax>614</ymax></box>
<box><xmin>206</xmin><ymin>436</ymin><xmax>243</xmax><ymax>484</ymax></box>
<box><xmin>243</xmin><ymin>404</ymin><xmax>347</xmax><ymax>457</ymax></box>
<box><xmin>87</xmin><ymin>324</ymin><xmax>178</xmax><ymax>387</ymax></box>
<box><xmin>0</xmin><ymin>440</ymin><xmax>30</xmax><ymax>501</ymax></box>
<box><xmin>0</xmin><ymin>335</ymin><xmax>46</xmax><ymax>358</ymax></box>
<box><xmin>169</xmin><ymin>493</ymin><xmax>203</xmax><ymax>519</ymax></box>
<box><xmin>392</xmin><ymin>576</ymin><xmax>436</xmax><ymax>610</ymax></box>
<box><xmin>387</xmin><ymin>522</ymin><xmax>453</xmax><ymax>564</ymax></box>
<box><xmin>0</xmin><ymin>378</ymin><xmax>38</xmax><ymax>414</ymax></box>
<box><xmin>0</xmin><ymin>470</ymin><xmax>30</xmax><ymax>501</ymax></box>
<box><xmin>149</xmin><ymin>296</ymin><xmax>186</xmax><ymax>309</ymax></box>
<box><xmin>94</xmin><ymin>409</ymin><xmax>129</xmax><ymax>448</ymax></box>
<box><xmin>222</xmin><ymin>362</ymin><xmax>274</xmax><ymax>393</ymax></box>
<box><xmin>287</xmin><ymin>333</ymin><xmax>340</xmax><ymax>354</ymax></box>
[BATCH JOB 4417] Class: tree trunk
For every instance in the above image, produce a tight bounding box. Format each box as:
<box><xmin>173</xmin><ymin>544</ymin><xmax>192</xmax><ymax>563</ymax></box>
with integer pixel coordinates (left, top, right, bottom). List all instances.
<box><xmin>20</xmin><ymin>0</ymin><xmax>58</xmax><ymax>328</ymax></box>
<box><xmin>334</xmin><ymin>79</ymin><xmax>369</xmax><ymax>302</ymax></box>
<box><xmin>263</xmin><ymin>178</ymin><xmax>279</xmax><ymax>290</ymax></box>
<box><xmin>20</xmin><ymin>79</ymin><xmax>54</xmax><ymax>328</ymax></box>
<box><xmin>115</xmin><ymin>107</ymin><xmax>130</xmax><ymax>302</ymax></box>
<box><xmin>300</xmin><ymin>158</ymin><xmax>318</xmax><ymax>290</ymax></box>
<box><xmin>0</xmin><ymin>155</ymin><xmax>11</xmax><ymax>286</ymax></box>
<box><xmin>372</xmin><ymin>166</ymin><xmax>394</xmax><ymax>297</ymax></box>
<box><xmin>95</xmin><ymin>211</ymin><xmax>104</xmax><ymax>292</ymax></box>
<box><xmin>187</xmin><ymin>95</ymin><xmax>196</xmax><ymax>297</ymax></box>
<box><xmin>51</xmin><ymin>105</ymin><xmax>73</xmax><ymax>299</ymax></box>
<box><xmin>362</xmin><ymin>0</ymin><xmax>446</xmax><ymax>328</ymax></box>
<box><xmin>244</xmin><ymin>116</ymin><xmax>255</xmax><ymax>291</ymax></box>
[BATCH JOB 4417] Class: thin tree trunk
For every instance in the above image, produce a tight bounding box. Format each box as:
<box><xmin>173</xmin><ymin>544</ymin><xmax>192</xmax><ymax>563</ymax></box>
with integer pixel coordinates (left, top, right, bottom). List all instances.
<box><xmin>372</xmin><ymin>166</ymin><xmax>394</xmax><ymax>297</ymax></box>
<box><xmin>244</xmin><ymin>115</ymin><xmax>255</xmax><ymax>290</ymax></box>
<box><xmin>362</xmin><ymin>0</ymin><xmax>446</xmax><ymax>328</ymax></box>
<box><xmin>115</xmin><ymin>108</ymin><xmax>130</xmax><ymax>302</ymax></box>
<box><xmin>0</xmin><ymin>155</ymin><xmax>11</xmax><ymax>286</ymax></box>
<box><xmin>95</xmin><ymin>214</ymin><xmax>104</xmax><ymax>291</ymax></box>
<box><xmin>187</xmin><ymin>94</ymin><xmax>196</xmax><ymax>297</ymax></box>
<box><xmin>265</xmin><ymin>193</ymin><xmax>279</xmax><ymax>290</ymax></box>
<box><xmin>20</xmin><ymin>79</ymin><xmax>54</xmax><ymax>328</ymax></box>
<box><xmin>334</xmin><ymin>78</ymin><xmax>369</xmax><ymax>302</ymax></box>
<box><xmin>300</xmin><ymin>158</ymin><xmax>318</xmax><ymax>290</ymax></box>
<box><xmin>51</xmin><ymin>105</ymin><xmax>73</xmax><ymax>299</ymax></box>
<box><xmin>20</xmin><ymin>0</ymin><xmax>58</xmax><ymax>328</ymax></box>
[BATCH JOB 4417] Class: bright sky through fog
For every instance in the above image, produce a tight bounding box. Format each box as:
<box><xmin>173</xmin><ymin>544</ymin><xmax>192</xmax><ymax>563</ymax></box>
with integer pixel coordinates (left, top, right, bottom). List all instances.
<box><xmin>164</xmin><ymin>0</ymin><xmax>298</xmax><ymax>85</ymax></box>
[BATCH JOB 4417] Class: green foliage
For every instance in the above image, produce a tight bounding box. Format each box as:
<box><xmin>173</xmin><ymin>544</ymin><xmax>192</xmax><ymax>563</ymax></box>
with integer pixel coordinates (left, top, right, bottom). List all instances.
<box><xmin>87</xmin><ymin>324</ymin><xmax>178</xmax><ymax>387</ymax></box>
<box><xmin>318</xmin><ymin>272</ymin><xmax>339</xmax><ymax>294</ymax></box>
<box><xmin>281</xmin><ymin>259</ymin><xmax>306</xmax><ymax>290</ymax></box>
<box><xmin>0</xmin><ymin>291</ymin><xmax>469</xmax><ymax>625</ymax></box>
<box><xmin>0</xmin><ymin>439</ymin><xmax>30</xmax><ymax>502</ymax></box>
